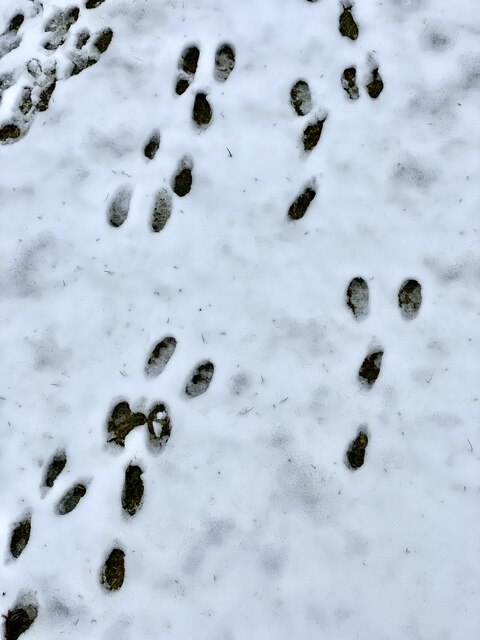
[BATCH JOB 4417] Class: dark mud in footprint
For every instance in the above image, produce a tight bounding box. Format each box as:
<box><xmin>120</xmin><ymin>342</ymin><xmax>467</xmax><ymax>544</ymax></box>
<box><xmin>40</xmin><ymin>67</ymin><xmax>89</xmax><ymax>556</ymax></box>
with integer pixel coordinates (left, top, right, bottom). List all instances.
<box><xmin>101</xmin><ymin>548</ymin><xmax>125</xmax><ymax>591</ymax></box>
<box><xmin>0</xmin><ymin>124</ymin><xmax>21</xmax><ymax>142</ymax></box>
<box><xmin>145</xmin><ymin>336</ymin><xmax>177</xmax><ymax>378</ymax></box>
<box><xmin>107</xmin><ymin>186</ymin><xmax>132</xmax><ymax>228</ymax></box>
<box><xmin>9</xmin><ymin>515</ymin><xmax>31</xmax><ymax>560</ymax></box>
<box><xmin>175</xmin><ymin>45</ymin><xmax>200</xmax><ymax>95</ymax></box>
<box><xmin>303</xmin><ymin>117</ymin><xmax>326</xmax><ymax>152</ymax></box>
<box><xmin>358</xmin><ymin>349</ymin><xmax>383</xmax><ymax>388</ymax></box>
<box><xmin>288</xmin><ymin>184</ymin><xmax>316</xmax><ymax>220</ymax></box>
<box><xmin>122</xmin><ymin>465</ymin><xmax>143</xmax><ymax>516</ymax></box>
<box><xmin>44</xmin><ymin>7</ymin><xmax>80</xmax><ymax>51</ymax></box>
<box><xmin>345</xmin><ymin>430</ymin><xmax>368</xmax><ymax>469</ymax></box>
<box><xmin>4</xmin><ymin>602</ymin><xmax>38</xmax><ymax>640</ymax></box>
<box><xmin>172</xmin><ymin>156</ymin><xmax>193</xmax><ymax>197</ymax></box>
<box><xmin>214</xmin><ymin>43</ymin><xmax>235</xmax><ymax>82</ymax></box>
<box><xmin>93</xmin><ymin>28</ymin><xmax>113</xmax><ymax>54</ymax></box>
<box><xmin>36</xmin><ymin>79</ymin><xmax>57</xmax><ymax>112</ymax></box>
<box><xmin>339</xmin><ymin>5</ymin><xmax>359</xmax><ymax>40</ymax></box>
<box><xmin>107</xmin><ymin>401</ymin><xmax>146</xmax><ymax>446</ymax></box>
<box><xmin>192</xmin><ymin>92</ymin><xmax>212</xmax><ymax>128</ymax></box>
<box><xmin>18</xmin><ymin>87</ymin><xmax>33</xmax><ymax>117</ymax></box>
<box><xmin>398</xmin><ymin>279</ymin><xmax>422</xmax><ymax>319</ymax></box>
<box><xmin>8</xmin><ymin>15</ymin><xmax>24</xmax><ymax>33</ymax></box>
<box><xmin>342</xmin><ymin>67</ymin><xmax>359</xmax><ymax>100</ymax></box>
<box><xmin>186</xmin><ymin>361</ymin><xmax>214</xmax><ymax>398</ymax></box>
<box><xmin>86</xmin><ymin>0</ymin><xmax>106</xmax><ymax>7</ymax></box>
<box><xmin>44</xmin><ymin>449</ymin><xmax>67</xmax><ymax>488</ymax></box>
<box><xmin>146</xmin><ymin>403</ymin><xmax>172</xmax><ymax>451</ymax></box>
<box><xmin>366</xmin><ymin>68</ymin><xmax>384</xmax><ymax>99</ymax></box>
<box><xmin>151</xmin><ymin>190</ymin><xmax>172</xmax><ymax>232</ymax></box>
<box><xmin>144</xmin><ymin>129</ymin><xmax>160</xmax><ymax>160</ymax></box>
<box><xmin>290</xmin><ymin>80</ymin><xmax>312</xmax><ymax>116</ymax></box>
<box><xmin>56</xmin><ymin>484</ymin><xmax>87</xmax><ymax>515</ymax></box>
<box><xmin>346</xmin><ymin>277</ymin><xmax>369</xmax><ymax>320</ymax></box>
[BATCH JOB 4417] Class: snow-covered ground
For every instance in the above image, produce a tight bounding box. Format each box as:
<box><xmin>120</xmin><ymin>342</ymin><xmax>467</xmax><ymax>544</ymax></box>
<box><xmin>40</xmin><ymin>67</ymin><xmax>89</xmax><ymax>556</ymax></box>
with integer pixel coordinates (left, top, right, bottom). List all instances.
<box><xmin>0</xmin><ymin>0</ymin><xmax>479</xmax><ymax>638</ymax></box>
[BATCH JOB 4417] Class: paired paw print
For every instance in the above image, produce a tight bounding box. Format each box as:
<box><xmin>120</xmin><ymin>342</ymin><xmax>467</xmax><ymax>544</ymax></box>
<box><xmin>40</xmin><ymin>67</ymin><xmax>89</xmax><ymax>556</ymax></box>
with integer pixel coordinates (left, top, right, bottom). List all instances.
<box><xmin>344</xmin><ymin>276</ymin><xmax>423</xmax><ymax>469</ymax></box>
<box><xmin>3</xmin><ymin>338</ymin><xmax>214</xmax><ymax>637</ymax></box>
<box><xmin>337</xmin><ymin>3</ymin><xmax>384</xmax><ymax>100</ymax></box>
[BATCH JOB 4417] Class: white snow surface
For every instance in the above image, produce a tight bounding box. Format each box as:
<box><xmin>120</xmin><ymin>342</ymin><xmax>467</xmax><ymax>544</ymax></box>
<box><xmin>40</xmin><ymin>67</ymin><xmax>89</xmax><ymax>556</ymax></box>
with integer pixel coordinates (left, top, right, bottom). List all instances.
<box><xmin>0</xmin><ymin>0</ymin><xmax>479</xmax><ymax>638</ymax></box>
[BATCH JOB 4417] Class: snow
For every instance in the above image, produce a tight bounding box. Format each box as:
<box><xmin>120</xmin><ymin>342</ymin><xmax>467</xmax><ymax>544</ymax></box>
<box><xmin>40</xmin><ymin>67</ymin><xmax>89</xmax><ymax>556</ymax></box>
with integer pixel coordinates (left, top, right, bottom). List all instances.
<box><xmin>0</xmin><ymin>0</ymin><xmax>479</xmax><ymax>638</ymax></box>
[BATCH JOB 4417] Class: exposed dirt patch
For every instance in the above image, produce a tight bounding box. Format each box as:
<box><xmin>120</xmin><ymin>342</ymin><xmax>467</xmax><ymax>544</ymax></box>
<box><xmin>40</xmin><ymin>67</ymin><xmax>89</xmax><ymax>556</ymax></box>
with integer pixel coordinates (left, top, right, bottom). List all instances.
<box><xmin>122</xmin><ymin>465</ymin><xmax>144</xmax><ymax>516</ymax></box>
<box><xmin>86</xmin><ymin>0</ymin><xmax>106</xmax><ymax>8</ymax></box>
<box><xmin>290</xmin><ymin>80</ymin><xmax>312</xmax><ymax>116</ymax></box>
<box><xmin>358</xmin><ymin>349</ymin><xmax>383</xmax><ymax>388</ymax></box>
<box><xmin>186</xmin><ymin>361</ymin><xmax>214</xmax><ymax>397</ymax></box>
<box><xmin>346</xmin><ymin>277</ymin><xmax>369</xmax><ymax>320</ymax></box>
<box><xmin>175</xmin><ymin>45</ymin><xmax>199</xmax><ymax>95</ymax></box>
<box><xmin>101</xmin><ymin>548</ymin><xmax>125</xmax><ymax>591</ymax></box>
<box><xmin>56</xmin><ymin>483</ymin><xmax>87</xmax><ymax>515</ymax></box>
<box><xmin>288</xmin><ymin>185</ymin><xmax>316</xmax><ymax>220</ymax></box>
<box><xmin>145</xmin><ymin>336</ymin><xmax>177</xmax><ymax>378</ymax></box>
<box><xmin>76</xmin><ymin>29</ymin><xmax>90</xmax><ymax>49</ymax></box>
<box><xmin>8</xmin><ymin>15</ymin><xmax>24</xmax><ymax>33</ymax></box>
<box><xmin>9</xmin><ymin>515</ymin><xmax>31</xmax><ymax>559</ymax></box>
<box><xmin>36</xmin><ymin>79</ymin><xmax>57</xmax><ymax>112</ymax></box>
<box><xmin>346</xmin><ymin>430</ymin><xmax>368</xmax><ymax>469</ymax></box>
<box><xmin>398</xmin><ymin>279</ymin><xmax>422</xmax><ymax>319</ymax></box>
<box><xmin>107</xmin><ymin>401</ymin><xmax>146</xmax><ymax>446</ymax></box>
<box><xmin>214</xmin><ymin>43</ymin><xmax>235</xmax><ymax>82</ymax></box>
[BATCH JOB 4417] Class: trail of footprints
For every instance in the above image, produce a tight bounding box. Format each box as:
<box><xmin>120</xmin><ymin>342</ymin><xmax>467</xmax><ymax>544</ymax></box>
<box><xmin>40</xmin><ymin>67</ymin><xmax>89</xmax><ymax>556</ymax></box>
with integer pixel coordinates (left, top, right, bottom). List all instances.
<box><xmin>106</xmin><ymin>42</ymin><xmax>235</xmax><ymax>232</ymax></box>
<box><xmin>0</xmin><ymin>1</ymin><xmax>115</xmax><ymax>143</ymax></box>
<box><xmin>287</xmin><ymin>2</ymin><xmax>384</xmax><ymax>221</ymax></box>
<box><xmin>344</xmin><ymin>277</ymin><xmax>423</xmax><ymax>471</ymax></box>
<box><xmin>3</xmin><ymin>342</ymin><xmax>214</xmax><ymax>638</ymax></box>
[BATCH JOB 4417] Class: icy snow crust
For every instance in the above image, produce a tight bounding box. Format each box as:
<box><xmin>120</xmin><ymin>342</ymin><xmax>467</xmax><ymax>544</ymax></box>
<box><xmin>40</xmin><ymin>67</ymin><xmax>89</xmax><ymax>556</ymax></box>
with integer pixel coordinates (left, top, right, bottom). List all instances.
<box><xmin>0</xmin><ymin>0</ymin><xmax>479</xmax><ymax>638</ymax></box>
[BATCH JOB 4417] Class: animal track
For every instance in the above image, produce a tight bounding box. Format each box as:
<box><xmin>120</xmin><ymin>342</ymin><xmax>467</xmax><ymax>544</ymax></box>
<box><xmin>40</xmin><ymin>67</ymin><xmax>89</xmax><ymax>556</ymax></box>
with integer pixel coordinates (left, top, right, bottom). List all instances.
<box><xmin>151</xmin><ymin>189</ymin><xmax>172</xmax><ymax>232</ymax></box>
<box><xmin>122</xmin><ymin>465</ymin><xmax>144</xmax><ymax>516</ymax></box>
<box><xmin>172</xmin><ymin>156</ymin><xmax>193</xmax><ymax>197</ymax></box>
<box><xmin>339</xmin><ymin>4</ymin><xmax>359</xmax><ymax>40</ymax></box>
<box><xmin>144</xmin><ymin>129</ymin><xmax>160</xmax><ymax>160</ymax></box>
<box><xmin>145</xmin><ymin>336</ymin><xmax>177</xmax><ymax>378</ymax></box>
<box><xmin>214</xmin><ymin>43</ymin><xmax>235</xmax><ymax>82</ymax></box>
<box><xmin>56</xmin><ymin>483</ymin><xmax>88</xmax><ymax>515</ymax></box>
<box><xmin>185</xmin><ymin>361</ymin><xmax>215</xmax><ymax>397</ymax></box>
<box><xmin>302</xmin><ymin>117</ymin><xmax>326</xmax><ymax>152</ymax></box>
<box><xmin>175</xmin><ymin>44</ymin><xmax>200</xmax><ymax>96</ymax></box>
<box><xmin>398</xmin><ymin>279</ymin><xmax>422</xmax><ymax>319</ymax></box>
<box><xmin>4</xmin><ymin>598</ymin><xmax>38</xmax><ymax>640</ymax></box>
<box><xmin>192</xmin><ymin>91</ymin><xmax>213</xmax><ymax>128</ymax></box>
<box><xmin>290</xmin><ymin>80</ymin><xmax>312</xmax><ymax>116</ymax></box>
<box><xmin>43</xmin><ymin>6</ymin><xmax>80</xmax><ymax>51</ymax></box>
<box><xmin>342</xmin><ymin>67</ymin><xmax>359</xmax><ymax>100</ymax></box>
<box><xmin>358</xmin><ymin>349</ymin><xmax>384</xmax><ymax>389</ymax></box>
<box><xmin>366</xmin><ymin>66</ymin><xmax>384</xmax><ymax>99</ymax></box>
<box><xmin>346</xmin><ymin>430</ymin><xmax>368</xmax><ymax>470</ymax></box>
<box><xmin>43</xmin><ymin>449</ymin><xmax>67</xmax><ymax>488</ymax></box>
<box><xmin>9</xmin><ymin>515</ymin><xmax>31</xmax><ymax>560</ymax></box>
<box><xmin>346</xmin><ymin>277</ymin><xmax>369</xmax><ymax>320</ymax></box>
<box><xmin>344</xmin><ymin>278</ymin><xmax>422</xmax><ymax>469</ymax></box>
<box><xmin>107</xmin><ymin>185</ymin><xmax>133</xmax><ymax>228</ymax></box>
<box><xmin>101</xmin><ymin>548</ymin><xmax>125</xmax><ymax>591</ymax></box>
<box><xmin>288</xmin><ymin>182</ymin><xmax>317</xmax><ymax>220</ymax></box>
